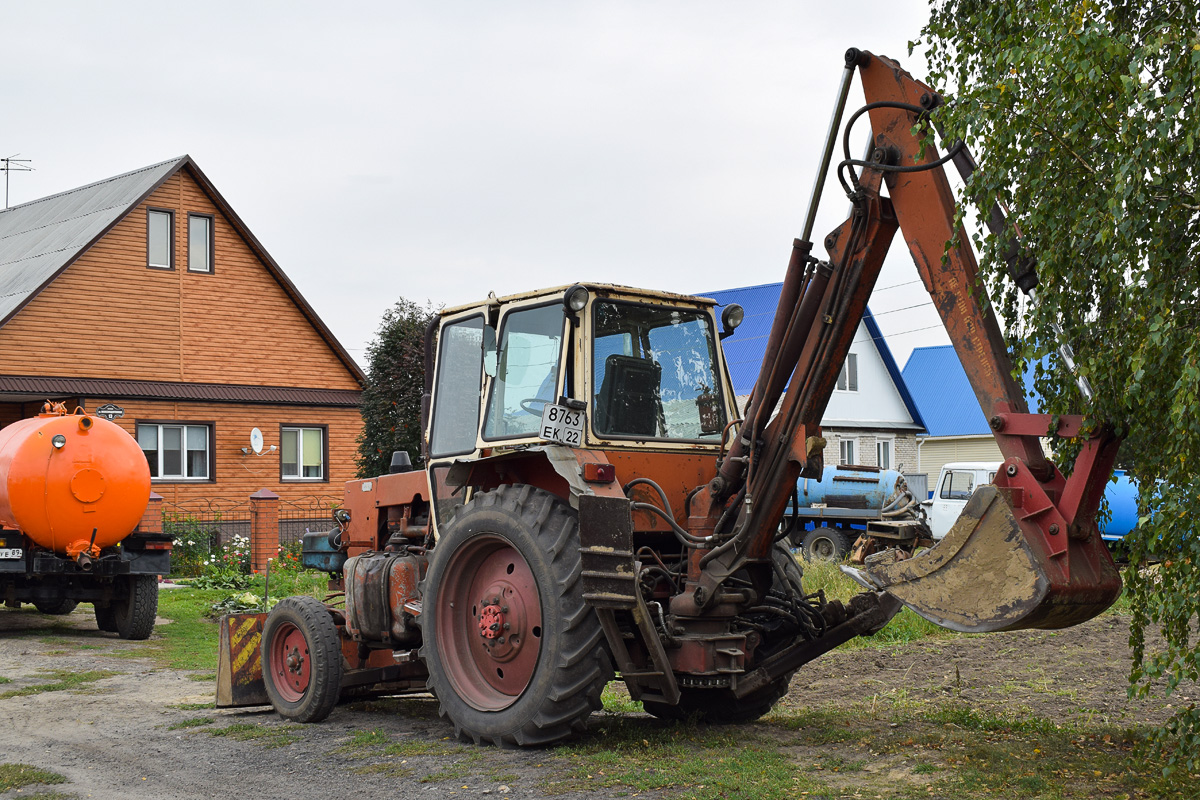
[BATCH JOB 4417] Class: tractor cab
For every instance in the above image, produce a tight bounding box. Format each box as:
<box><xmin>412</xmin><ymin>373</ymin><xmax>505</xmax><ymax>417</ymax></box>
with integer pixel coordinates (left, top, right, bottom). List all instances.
<box><xmin>423</xmin><ymin>284</ymin><xmax>741</xmax><ymax>534</ymax></box>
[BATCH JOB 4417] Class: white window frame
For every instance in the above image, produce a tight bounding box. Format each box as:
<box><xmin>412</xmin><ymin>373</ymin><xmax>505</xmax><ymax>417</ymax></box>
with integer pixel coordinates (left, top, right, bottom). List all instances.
<box><xmin>876</xmin><ymin>436</ymin><xmax>893</xmax><ymax>470</ymax></box>
<box><xmin>281</xmin><ymin>426</ymin><xmax>326</xmax><ymax>481</ymax></box>
<box><xmin>137</xmin><ymin>422</ymin><xmax>210</xmax><ymax>481</ymax></box>
<box><xmin>839</xmin><ymin>437</ymin><xmax>857</xmax><ymax>465</ymax></box>
<box><xmin>836</xmin><ymin>352</ymin><xmax>858</xmax><ymax>392</ymax></box>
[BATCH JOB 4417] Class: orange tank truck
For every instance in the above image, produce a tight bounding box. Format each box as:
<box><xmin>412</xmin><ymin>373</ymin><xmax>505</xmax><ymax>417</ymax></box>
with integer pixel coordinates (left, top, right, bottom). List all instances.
<box><xmin>0</xmin><ymin>403</ymin><xmax>172</xmax><ymax>639</ymax></box>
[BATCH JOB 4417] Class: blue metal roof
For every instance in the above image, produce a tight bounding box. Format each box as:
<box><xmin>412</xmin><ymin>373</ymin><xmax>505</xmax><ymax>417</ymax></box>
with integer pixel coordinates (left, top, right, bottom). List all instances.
<box><xmin>700</xmin><ymin>281</ymin><xmax>926</xmax><ymax>432</ymax></box>
<box><xmin>902</xmin><ymin>345</ymin><xmax>1055</xmax><ymax>436</ymax></box>
<box><xmin>900</xmin><ymin>345</ymin><xmax>989</xmax><ymax>436</ymax></box>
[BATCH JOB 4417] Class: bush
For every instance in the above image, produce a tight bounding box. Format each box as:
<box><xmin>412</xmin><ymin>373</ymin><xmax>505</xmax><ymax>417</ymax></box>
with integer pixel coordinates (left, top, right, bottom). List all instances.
<box><xmin>165</xmin><ymin>514</ymin><xmax>223</xmax><ymax>577</ymax></box>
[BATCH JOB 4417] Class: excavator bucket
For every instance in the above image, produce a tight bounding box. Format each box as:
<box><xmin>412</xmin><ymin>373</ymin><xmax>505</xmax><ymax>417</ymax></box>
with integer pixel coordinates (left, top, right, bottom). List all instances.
<box><xmin>843</xmin><ymin>485</ymin><xmax>1122</xmax><ymax>633</ymax></box>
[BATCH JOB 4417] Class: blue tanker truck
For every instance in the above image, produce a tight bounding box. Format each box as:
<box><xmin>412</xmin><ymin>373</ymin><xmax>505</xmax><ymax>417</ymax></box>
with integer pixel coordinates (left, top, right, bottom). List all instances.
<box><xmin>785</xmin><ymin>463</ymin><xmax>1138</xmax><ymax>561</ymax></box>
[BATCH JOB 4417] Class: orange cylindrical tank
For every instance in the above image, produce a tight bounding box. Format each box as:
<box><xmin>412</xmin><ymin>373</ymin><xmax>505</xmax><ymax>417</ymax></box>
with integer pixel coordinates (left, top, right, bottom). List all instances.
<box><xmin>0</xmin><ymin>410</ymin><xmax>151</xmax><ymax>557</ymax></box>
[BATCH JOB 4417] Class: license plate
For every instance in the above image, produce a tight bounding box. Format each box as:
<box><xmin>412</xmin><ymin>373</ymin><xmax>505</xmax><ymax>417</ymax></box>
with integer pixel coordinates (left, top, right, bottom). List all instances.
<box><xmin>0</xmin><ymin>548</ymin><xmax>22</xmax><ymax>559</ymax></box>
<box><xmin>539</xmin><ymin>403</ymin><xmax>585</xmax><ymax>446</ymax></box>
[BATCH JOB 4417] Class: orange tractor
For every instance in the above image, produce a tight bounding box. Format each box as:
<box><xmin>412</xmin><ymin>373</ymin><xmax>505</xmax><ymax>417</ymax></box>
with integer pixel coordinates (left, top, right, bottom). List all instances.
<box><xmin>217</xmin><ymin>49</ymin><xmax>1123</xmax><ymax>745</ymax></box>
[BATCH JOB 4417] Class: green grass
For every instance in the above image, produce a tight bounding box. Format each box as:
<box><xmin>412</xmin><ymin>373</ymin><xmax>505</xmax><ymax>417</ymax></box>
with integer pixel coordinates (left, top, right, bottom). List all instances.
<box><xmin>206</xmin><ymin>722</ymin><xmax>302</xmax><ymax>748</ymax></box>
<box><xmin>167</xmin><ymin>717</ymin><xmax>214</xmax><ymax>730</ymax></box>
<box><xmin>600</xmin><ymin>682</ymin><xmax>643</xmax><ymax>714</ymax></box>
<box><xmin>0</xmin><ymin>763</ymin><xmax>67</xmax><ymax>791</ymax></box>
<box><xmin>798</xmin><ymin>558</ymin><xmax>957</xmax><ymax>647</ymax></box>
<box><xmin>0</xmin><ymin>677</ymin><xmax>10</xmax><ymax>684</ymax></box>
<box><xmin>147</xmin><ymin>572</ymin><xmax>330</xmax><ymax>673</ymax></box>
<box><xmin>758</xmin><ymin>695</ymin><xmax>1200</xmax><ymax>799</ymax></box>
<box><xmin>547</xmin><ymin>721</ymin><xmax>827</xmax><ymax>799</ymax></box>
<box><xmin>0</xmin><ymin>670</ymin><xmax>118</xmax><ymax>699</ymax></box>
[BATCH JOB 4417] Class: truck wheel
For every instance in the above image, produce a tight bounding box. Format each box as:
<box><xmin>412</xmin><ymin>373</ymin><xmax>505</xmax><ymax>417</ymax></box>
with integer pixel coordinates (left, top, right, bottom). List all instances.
<box><xmin>113</xmin><ymin>575</ymin><xmax>158</xmax><ymax>640</ymax></box>
<box><xmin>34</xmin><ymin>598</ymin><xmax>78</xmax><ymax>615</ymax></box>
<box><xmin>94</xmin><ymin>603</ymin><xmax>118</xmax><ymax>632</ymax></box>
<box><xmin>421</xmin><ymin>485</ymin><xmax>614</xmax><ymax>747</ymax></box>
<box><xmin>801</xmin><ymin>527</ymin><xmax>849</xmax><ymax>562</ymax></box>
<box><xmin>262</xmin><ymin>596</ymin><xmax>344</xmax><ymax>723</ymax></box>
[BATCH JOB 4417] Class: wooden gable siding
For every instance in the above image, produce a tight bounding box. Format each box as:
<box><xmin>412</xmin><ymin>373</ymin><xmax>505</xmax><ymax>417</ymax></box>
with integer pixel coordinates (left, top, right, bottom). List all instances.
<box><xmin>93</xmin><ymin>398</ymin><xmax>363</xmax><ymax>508</ymax></box>
<box><xmin>0</xmin><ymin>171</ymin><xmax>360</xmax><ymax>391</ymax></box>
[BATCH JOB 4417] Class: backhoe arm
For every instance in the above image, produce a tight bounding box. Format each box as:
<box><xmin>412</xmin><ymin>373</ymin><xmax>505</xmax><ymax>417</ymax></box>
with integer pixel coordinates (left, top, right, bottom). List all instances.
<box><xmin>696</xmin><ymin>49</ymin><xmax>1121</xmax><ymax>632</ymax></box>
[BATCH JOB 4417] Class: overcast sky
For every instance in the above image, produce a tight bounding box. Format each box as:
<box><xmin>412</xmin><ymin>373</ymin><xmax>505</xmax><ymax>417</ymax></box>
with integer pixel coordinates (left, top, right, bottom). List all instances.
<box><xmin>4</xmin><ymin>0</ymin><xmax>951</xmax><ymax>371</ymax></box>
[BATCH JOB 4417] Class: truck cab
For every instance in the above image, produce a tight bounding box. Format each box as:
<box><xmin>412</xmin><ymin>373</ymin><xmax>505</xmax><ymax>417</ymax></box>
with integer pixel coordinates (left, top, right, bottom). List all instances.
<box><xmin>926</xmin><ymin>462</ymin><xmax>999</xmax><ymax>540</ymax></box>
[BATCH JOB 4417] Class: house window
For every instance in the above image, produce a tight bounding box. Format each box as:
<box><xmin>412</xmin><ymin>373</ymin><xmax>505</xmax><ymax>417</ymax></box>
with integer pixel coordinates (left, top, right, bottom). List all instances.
<box><xmin>188</xmin><ymin>214</ymin><xmax>213</xmax><ymax>273</ymax></box>
<box><xmin>840</xmin><ymin>438</ymin><xmax>856</xmax><ymax>465</ymax></box>
<box><xmin>137</xmin><ymin>422</ymin><xmax>210</xmax><ymax>480</ymax></box>
<box><xmin>877</xmin><ymin>438</ymin><xmax>892</xmax><ymax>470</ymax></box>
<box><xmin>147</xmin><ymin>209</ymin><xmax>173</xmax><ymax>269</ymax></box>
<box><xmin>836</xmin><ymin>353</ymin><xmax>858</xmax><ymax>392</ymax></box>
<box><xmin>281</xmin><ymin>426</ymin><xmax>326</xmax><ymax>480</ymax></box>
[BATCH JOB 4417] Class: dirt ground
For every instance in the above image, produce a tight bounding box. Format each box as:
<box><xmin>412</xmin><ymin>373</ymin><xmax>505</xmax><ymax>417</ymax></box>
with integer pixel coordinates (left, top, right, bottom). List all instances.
<box><xmin>0</xmin><ymin>598</ymin><xmax>1186</xmax><ymax>800</ymax></box>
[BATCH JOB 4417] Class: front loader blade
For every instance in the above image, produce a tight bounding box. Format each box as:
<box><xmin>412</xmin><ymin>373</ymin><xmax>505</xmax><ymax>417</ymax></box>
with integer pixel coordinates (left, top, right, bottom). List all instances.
<box><xmin>843</xmin><ymin>486</ymin><xmax>1121</xmax><ymax>633</ymax></box>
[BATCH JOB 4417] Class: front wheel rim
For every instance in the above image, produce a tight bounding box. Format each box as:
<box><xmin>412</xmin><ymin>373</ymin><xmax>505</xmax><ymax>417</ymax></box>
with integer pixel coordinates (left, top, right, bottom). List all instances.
<box><xmin>268</xmin><ymin>621</ymin><xmax>311</xmax><ymax>704</ymax></box>
<box><xmin>435</xmin><ymin>534</ymin><xmax>543</xmax><ymax>712</ymax></box>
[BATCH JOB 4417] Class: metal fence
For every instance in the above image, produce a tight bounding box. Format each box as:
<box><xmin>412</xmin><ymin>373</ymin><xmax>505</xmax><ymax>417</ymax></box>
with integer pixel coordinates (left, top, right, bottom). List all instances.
<box><xmin>160</xmin><ymin>497</ymin><xmax>335</xmax><ymax>548</ymax></box>
<box><xmin>279</xmin><ymin>499</ymin><xmax>336</xmax><ymax>549</ymax></box>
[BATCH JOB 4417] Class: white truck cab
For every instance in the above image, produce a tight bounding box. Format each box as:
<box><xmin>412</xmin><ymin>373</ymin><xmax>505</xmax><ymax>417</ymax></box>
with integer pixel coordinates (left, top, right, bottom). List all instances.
<box><xmin>925</xmin><ymin>462</ymin><xmax>1000</xmax><ymax>540</ymax></box>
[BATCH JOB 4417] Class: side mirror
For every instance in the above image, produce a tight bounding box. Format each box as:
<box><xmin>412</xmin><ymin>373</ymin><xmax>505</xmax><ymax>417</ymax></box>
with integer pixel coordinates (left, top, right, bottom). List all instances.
<box><xmin>482</xmin><ymin>325</ymin><xmax>498</xmax><ymax>378</ymax></box>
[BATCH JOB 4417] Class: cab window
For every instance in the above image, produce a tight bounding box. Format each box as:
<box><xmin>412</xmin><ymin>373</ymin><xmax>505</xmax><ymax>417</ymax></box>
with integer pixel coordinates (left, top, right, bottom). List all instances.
<box><xmin>429</xmin><ymin>316</ymin><xmax>485</xmax><ymax>457</ymax></box>
<box><xmin>592</xmin><ymin>300</ymin><xmax>725</xmax><ymax>440</ymax></box>
<box><xmin>483</xmin><ymin>304</ymin><xmax>565</xmax><ymax>439</ymax></box>
<box><xmin>940</xmin><ymin>470</ymin><xmax>975</xmax><ymax>500</ymax></box>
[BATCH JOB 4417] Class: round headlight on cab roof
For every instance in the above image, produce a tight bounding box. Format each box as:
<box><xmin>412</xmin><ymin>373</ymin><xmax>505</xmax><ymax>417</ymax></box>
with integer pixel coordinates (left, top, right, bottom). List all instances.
<box><xmin>563</xmin><ymin>284</ymin><xmax>590</xmax><ymax>313</ymax></box>
<box><xmin>721</xmin><ymin>303</ymin><xmax>745</xmax><ymax>332</ymax></box>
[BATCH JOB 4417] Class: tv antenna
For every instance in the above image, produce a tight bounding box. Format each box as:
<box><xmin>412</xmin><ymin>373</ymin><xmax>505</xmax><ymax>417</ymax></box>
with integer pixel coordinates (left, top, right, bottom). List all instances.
<box><xmin>1</xmin><ymin>155</ymin><xmax>33</xmax><ymax>209</ymax></box>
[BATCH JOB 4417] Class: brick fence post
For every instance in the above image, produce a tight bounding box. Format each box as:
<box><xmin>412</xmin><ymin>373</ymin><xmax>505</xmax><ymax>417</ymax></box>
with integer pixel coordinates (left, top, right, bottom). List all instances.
<box><xmin>138</xmin><ymin>491</ymin><xmax>164</xmax><ymax>535</ymax></box>
<box><xmin>250</xmin><ymin>489</ymin><xmax>280</xmax><ymax>573</ymax></box>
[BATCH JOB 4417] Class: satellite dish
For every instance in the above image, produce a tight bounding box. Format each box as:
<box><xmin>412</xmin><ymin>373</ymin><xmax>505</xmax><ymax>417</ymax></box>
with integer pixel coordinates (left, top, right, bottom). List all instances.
<box><xmin>250</xmin><ymin>427</ymin><xmax>264</xmax><ymax>455</ymax></box>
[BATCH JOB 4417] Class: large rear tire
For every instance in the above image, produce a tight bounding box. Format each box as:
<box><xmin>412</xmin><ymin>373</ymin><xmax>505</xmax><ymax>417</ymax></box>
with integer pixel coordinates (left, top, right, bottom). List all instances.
<box><xmin>34</xmin><ymin>598</ymin><xmax>78</xmax><ymax>615</ymax></box>
<box><xmin>421</xmin><ymin>485</ymin><xmax>613</xmax><ymax>746</ymax></box>
<box><xmin>261</xmin><ymin>596</ymin><xmax>344</xmax><ymax>723</ymax></box>
<box><xmin>113</xmin><ymin>575</ymin><xmax>158</xmax><ymax>640</ymax></box>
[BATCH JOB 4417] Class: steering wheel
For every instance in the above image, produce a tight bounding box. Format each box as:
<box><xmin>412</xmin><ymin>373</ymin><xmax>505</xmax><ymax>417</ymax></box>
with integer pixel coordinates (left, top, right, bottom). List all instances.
<box><xmin>520</xmin><ymin>397</ymin><xmax>549</xmax><ymax>415</ymax></box>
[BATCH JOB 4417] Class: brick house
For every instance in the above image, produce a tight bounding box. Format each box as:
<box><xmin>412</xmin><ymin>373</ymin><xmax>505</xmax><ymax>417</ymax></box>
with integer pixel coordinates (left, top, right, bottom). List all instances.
<box><xmin>0</xmin><ymin>156</ymin><xmax>364</xmax><ymax>520</ymax></box>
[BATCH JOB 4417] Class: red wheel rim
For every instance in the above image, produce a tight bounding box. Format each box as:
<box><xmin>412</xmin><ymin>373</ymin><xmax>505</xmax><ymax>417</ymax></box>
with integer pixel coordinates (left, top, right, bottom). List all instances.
<box><xmin>268</xmin><ymin>621</ymin><xmax>311</xmax><ymax>703</ymax></box>
<box><xmin>435</xmin><ymin>534</ymin><xmax>543</xmax><ymax>711</ymax></box>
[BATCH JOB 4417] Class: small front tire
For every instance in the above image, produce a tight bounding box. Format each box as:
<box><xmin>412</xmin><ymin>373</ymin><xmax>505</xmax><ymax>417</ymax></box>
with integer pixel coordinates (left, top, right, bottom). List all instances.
<box><xmin>261</xmin><ymin>596</ymin><xmax>344</xmax><ymax>723</ymax></box>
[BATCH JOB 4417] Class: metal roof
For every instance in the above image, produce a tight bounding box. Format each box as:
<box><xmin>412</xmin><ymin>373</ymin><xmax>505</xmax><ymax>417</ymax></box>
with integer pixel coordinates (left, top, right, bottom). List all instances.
<box><xmin>0</xmin><ymin>157</ymin><xmax>185</xmax><ymax>326</ymax></box>
<box><xmin>699</xmin><ymin>281</ymin><xmax>925</xmax><ymax>431</ymax></box>
<box><xmin>902</xmin><ymin>345</ymin><xmax>1055</xmax><ymax>437</ymax></box>
<box><xmin>0</xmin><ymin>156</ymin><xmax>365</xmax><ymax>384</ymax></box>
<box><xmin>0</xmin><ymin>375</ymin><xmax>360</xmax><ymax>407</ymax></box>
<box><xmin>901</xmin><ymin>345</ymin><xmax>991</xmax><ymax>436</ymax></box>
